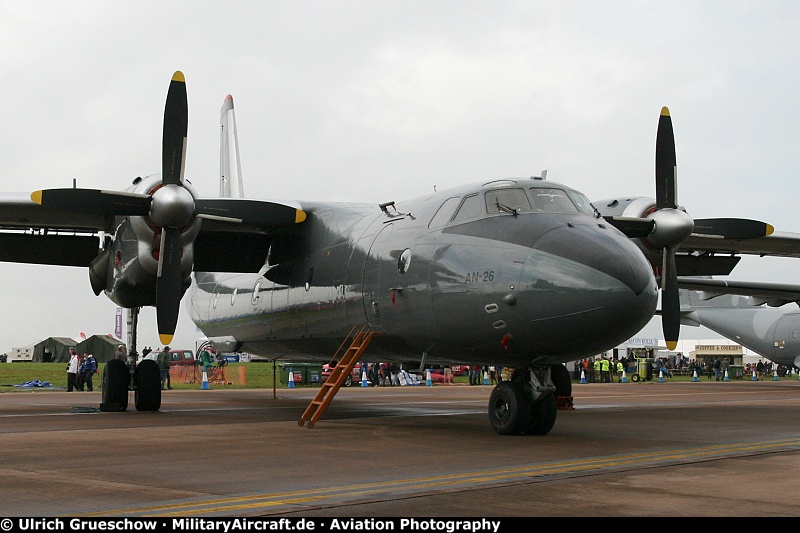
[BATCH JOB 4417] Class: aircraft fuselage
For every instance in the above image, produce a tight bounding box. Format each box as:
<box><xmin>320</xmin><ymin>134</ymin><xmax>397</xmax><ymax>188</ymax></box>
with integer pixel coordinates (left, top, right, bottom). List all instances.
<box><xmin>681</xmin><ymin>293</ymin><xmax>800</xmax><ymax>368</ymax></box>
<box><xmin>188</xmin><ymin>179</ymin><xmax>658</xmax><ymax>368</ymax></box>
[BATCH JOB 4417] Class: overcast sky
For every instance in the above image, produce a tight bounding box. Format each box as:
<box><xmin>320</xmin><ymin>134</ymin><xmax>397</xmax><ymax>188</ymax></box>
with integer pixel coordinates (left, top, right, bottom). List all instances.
<box><xmin>1</xmin><ymin>1</ymin><xmax>799</xmax><ymax>354</ymax></box>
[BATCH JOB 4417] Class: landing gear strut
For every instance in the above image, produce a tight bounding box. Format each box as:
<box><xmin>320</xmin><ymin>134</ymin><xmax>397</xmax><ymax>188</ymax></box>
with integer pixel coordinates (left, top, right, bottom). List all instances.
<box><xmin>488</xmin><ymin>364</ymin><xmax>565</xmax><ymax>436</ymax></box>
<box><xmin>99</xmin><ymin>307</ymin><xmax>162</xmax><ymax>412</ymax></box>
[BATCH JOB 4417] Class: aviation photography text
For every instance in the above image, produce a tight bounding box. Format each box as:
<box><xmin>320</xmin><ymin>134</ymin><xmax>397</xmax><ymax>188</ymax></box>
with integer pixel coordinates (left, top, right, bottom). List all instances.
<box><xmin>5</xmin><ymin>518</ymin><xmax>504</xmax><ymax>533</ymax></box>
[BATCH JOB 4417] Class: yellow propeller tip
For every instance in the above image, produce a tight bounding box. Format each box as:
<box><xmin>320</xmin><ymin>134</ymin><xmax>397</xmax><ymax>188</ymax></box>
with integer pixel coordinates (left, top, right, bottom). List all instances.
<box><xmin>30</xmin><ymin>191</ymin><xmax>43</xmax><ymax>204</ymax></box>
<box><xmin>295</xmin><ymin>210</ymin><xmax>307</xmax><ymax>223</ymax></box>
<box><xmin>766</xmin><ymin>223</ymin><xmax>775</xmax><ymax>236</ymax></box>
<box><xmin>660</xmin><ymin>106</ymin><xmax>670</xmax><ymax>116</ymax></box>
<box><xmin>666</xmin><ymin>341</ymin><xmax>678</xmax><ymax>351</ymax></box>
<box><xmin>159</xmin><ymin>334</ymin><xmax>174</xmax><ymax>346</ymax></box>
<box><xmin>172</xmin><ymin>71</ymin><xmax>185</xmax><ymax>83</ymax></box>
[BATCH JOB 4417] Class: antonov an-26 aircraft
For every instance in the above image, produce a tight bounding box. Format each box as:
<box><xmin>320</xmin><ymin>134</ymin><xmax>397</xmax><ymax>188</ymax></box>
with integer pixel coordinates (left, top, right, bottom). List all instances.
<box><xmin>1</xmin><ymin>71</ymin><xmax>798</xmax><ymax>435</ymax></box>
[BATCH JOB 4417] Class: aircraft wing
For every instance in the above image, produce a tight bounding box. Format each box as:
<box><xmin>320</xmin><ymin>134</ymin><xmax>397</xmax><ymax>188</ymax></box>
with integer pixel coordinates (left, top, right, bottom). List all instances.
<box><xmin>677</xmin><ymin>277</ymin><xmax>800</xmax><ymax>306</ymax></box>
<box><xmin>0</xmin><ymin>193</ymin><xmax>115</xmax><ymax>267</ymax></box>
<box><xmin>0</xmin><ymin>192</ymin><xmax>115</xmax><ymax>232</ymax></box>
<box><xmin>679</xmin><ymin>230</ymin><xmax>800</xmax><ymax>259</ymax></box>
<box><xmin>0</xmin><ymin>191</ymin><xmax>306</xmax><ymax>271</ymax></box>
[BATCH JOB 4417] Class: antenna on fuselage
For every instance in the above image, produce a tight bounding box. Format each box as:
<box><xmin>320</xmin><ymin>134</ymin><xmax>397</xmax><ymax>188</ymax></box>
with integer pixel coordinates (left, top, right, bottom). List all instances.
<box><xmin>531</xmin><ymin>170</ymin><xmax>547</xmax><ymax>181</ymax></box>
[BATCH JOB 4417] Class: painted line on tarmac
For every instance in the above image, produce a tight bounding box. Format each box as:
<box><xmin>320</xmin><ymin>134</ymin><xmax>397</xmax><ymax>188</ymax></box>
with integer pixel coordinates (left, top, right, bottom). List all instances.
<box><xmin>91</xmin><ymin>436</ymin><xmax>800</xmax><ymax>517</ymax></box>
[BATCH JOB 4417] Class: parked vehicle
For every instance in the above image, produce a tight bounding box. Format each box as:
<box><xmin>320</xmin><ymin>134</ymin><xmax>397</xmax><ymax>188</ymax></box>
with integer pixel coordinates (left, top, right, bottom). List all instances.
<box><xmin>321</xmin><ymin>362</ymin><xmax>364</xmax><ymax>386</ymax></box>
<box><xmin>169</xmin><ymin>349</ymin><xmax>196</xmax><ymax>366</ymax></box>
<box><xmin>449</xmin><ymin>365</ymin><xmax>470</xmax><ymax>376</ymax></box>
<box><xmin>138</xmin><ymin>348</ymin><xmax>195</xmax><ymax>366</ymax></box>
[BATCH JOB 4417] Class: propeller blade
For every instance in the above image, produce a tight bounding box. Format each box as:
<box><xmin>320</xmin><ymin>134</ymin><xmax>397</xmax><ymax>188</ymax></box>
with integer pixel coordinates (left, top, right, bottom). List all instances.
<box><xmin>661</xmin><ymin>245</ymin><xmax>680</xmax><ymax>351</ymax></box>
<box><xmin>156</xmin><ymin>227</ymin><xmax>183</xmax><ymax>345</ymax></box>
<box><xmin>31</xmin><ymin>189</ymin><xmax>151</xmax><ymax>216</ymax></box>
<box><xmin>692</xmin><ymin>218</ymin><xmax>774</xmax><ymax>239</ymax></box>
<box><xmin>655</xmin><ymin>106</ymin><xmax>677</xmax><ymax>209</ymax></box>
<box><xmin>162</xmin><ymin>71</ymin><xmax>188</xmax><ymax>186</ymax></box>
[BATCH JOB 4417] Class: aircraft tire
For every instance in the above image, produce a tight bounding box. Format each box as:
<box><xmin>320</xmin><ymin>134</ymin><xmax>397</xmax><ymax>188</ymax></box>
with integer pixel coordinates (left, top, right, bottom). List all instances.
<box><xmin>522</xmin><ymin>393</ymin><xmax>557</xmax><ymax>436</ymax></box>
<box><xmin>551</xmin><ymin>364</ymin><xmax>572</xmax><ymax>397</ymax></box>
<box><xmin>488</xmin><ymin>381</ymin><xmax>530</xmax><ymax>435</ymax></box>
<box><xmin>100</xmin><ymin>359</ymin><xmax>129</xmax><ymax>412</ymax></box>
<box><xmin>134</xmin><ymin>360</ymin><xmax>162</xmax><ymax>412</ymax></box>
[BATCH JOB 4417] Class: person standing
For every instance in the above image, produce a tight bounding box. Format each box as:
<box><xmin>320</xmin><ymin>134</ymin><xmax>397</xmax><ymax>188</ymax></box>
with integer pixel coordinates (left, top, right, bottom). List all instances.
<box><xmin>469</xmin><ymin>365</ymin><xmax>480</xmax><ymax>386</ymax></box>
<box><xmin>199</xmin><ymin>348</ymin><xmax>214</xmax><ymax>378</ymax></box>
<box><xmin>84</xmin><ymin>353</ymin><xmax>98</xmax><ymax>391</ymax></box>
<box><xmin>66</xmin><ymin>348</ymin><xmax>80</xmax><ymax>392</ymax></box>
<box><xmin>600</xmin><ymin>356</ymin><xmax>610</xmax><ymax>383</ymax></box>
<box><xmin>157</xmin><ymin>346</ymin><xmax>171</xmax><ymax>390</ymax></box>
<box><xmin>720</xmin><ymin>357</ymin><xmax>729</xmax><ymax>380</ymax></box>
<box><xmin>77</xmin><ymin>354</ymin><xmax>88</xmax><ymax>391</ymax></box>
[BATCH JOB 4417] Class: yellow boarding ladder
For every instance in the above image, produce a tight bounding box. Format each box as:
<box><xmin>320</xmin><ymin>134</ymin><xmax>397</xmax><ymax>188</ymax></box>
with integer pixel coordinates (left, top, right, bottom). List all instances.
<box><xmin>298</xmin><ymin>325</ymin><xmax>377</xmax><ymax>428</ymax></box>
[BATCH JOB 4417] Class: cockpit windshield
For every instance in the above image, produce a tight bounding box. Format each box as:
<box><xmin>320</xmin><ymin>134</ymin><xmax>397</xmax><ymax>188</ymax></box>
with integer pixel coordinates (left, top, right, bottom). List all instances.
<box><xmin>529</xmin><ymin>187</ymin><xmax>579</xmax><ymax>213</ymax></box>
<box><xmin>485</xmin><ymin>188</ymin><xmax>531</xmax><ymax>215</ymax></box>
<box><xmin>566</xmin><ymin>190</ymin><xmax>598</xmax><ymax>216</ymax></box>
<box><xmin>429</xmin><ymin>185</ymin><xmax>597</xmax><ymax>229</ymax></box>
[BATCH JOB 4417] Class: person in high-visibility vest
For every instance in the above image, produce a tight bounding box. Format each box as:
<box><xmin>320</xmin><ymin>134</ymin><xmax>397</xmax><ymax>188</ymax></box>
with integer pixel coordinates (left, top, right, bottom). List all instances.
<box><xmin>593</xmin><ymin>358</ymin><xmax>601</xmax><ymax>383</ymax></box>
<box><xmin>600</xmin><ymin>357</ymin><xmax>610</xmax><ymax>383</ymax></box>
<box><xmin>616</xmin><ymin>360</ymin><xmax>624</xmax><ymax>382</ymax></box>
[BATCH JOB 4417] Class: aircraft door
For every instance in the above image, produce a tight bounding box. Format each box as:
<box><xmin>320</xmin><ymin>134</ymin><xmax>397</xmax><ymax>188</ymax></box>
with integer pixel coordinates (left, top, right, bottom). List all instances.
<box><xmin>362</xmin><ymin>224</ymin><xmax>394</xmax><ymax>327</ymax></box>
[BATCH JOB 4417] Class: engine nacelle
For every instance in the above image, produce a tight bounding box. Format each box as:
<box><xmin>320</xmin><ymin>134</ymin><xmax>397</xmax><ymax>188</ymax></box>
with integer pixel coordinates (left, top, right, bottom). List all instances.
<box><xmin>92</xmin><ymin>174</ymin><xmax>201</xmax><ymax>308</ymax></box>
<box><xmin>594</xmin><ymin>195</ymin><xmax>663</xmax><ymax>272</ymax></box>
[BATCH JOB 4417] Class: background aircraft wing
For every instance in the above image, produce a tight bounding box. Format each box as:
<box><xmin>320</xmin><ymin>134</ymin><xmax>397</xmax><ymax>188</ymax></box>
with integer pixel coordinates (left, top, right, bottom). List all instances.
<box><xmin>680</xmin><ymin>231</ymin><xmax>800</xmax><ymax>259</ymax></box>
<box><xmin>677</xmin><ymin>277</ymin><xmax>800</xmax><ymax>307</ymax></box>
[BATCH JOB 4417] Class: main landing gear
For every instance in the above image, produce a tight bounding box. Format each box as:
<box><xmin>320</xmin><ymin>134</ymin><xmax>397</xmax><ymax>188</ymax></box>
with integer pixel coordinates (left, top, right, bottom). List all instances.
<box><xmin>488</xmin><ymin>363</ymin><xmax>569</xmax><ymax>436</ymax></box>
<box><xmin>99</xmin><ymin>307</ymin><xmax>162</xmax><ymax>413</ymax></box>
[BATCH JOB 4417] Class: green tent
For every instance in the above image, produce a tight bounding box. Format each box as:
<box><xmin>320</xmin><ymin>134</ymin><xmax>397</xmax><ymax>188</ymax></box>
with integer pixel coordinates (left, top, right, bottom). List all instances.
<box><xmin>75</xmin><ymin>335</ymin><xmax>125</xmax><ymax>363</ymax></box>
<box><xmin>33</xmin><ymin>337</ymin><xmax>77</xmax><ymax>363</ymax></box>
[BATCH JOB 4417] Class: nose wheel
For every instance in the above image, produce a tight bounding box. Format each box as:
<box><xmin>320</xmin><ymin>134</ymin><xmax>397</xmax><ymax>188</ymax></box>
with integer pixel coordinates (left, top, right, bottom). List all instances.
<box><xmin>487</xmin><ymin>365</ymin><xmax>561</xmax><ymax>436</ymax></box>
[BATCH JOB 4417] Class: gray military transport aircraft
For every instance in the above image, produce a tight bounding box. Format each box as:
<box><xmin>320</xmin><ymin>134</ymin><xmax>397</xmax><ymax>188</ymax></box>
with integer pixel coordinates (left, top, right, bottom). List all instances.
<box><xmin>675</xmin><ymin>281</ymin><xmax>800</xmax><ymax>370</ymax></box>
<box><xmin>0</xmin><ymin>71</ymin><xmax>796</xmax><ymax>435</ymax></box>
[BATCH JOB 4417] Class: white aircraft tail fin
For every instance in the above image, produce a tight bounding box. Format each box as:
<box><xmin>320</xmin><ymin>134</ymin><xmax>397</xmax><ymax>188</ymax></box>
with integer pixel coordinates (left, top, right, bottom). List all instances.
<box><xmin>220</xmin><ymin>94</ymin><xmax>244</xmax><ymax>198</ymax></box>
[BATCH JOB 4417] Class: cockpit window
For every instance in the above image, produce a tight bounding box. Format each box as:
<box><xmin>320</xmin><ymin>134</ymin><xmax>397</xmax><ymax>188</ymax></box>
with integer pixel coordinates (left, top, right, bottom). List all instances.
<box><xmin>566</xmin><ymin>190</ymin><xmax>598</xmax><ymax>216</ymax></box>
<box><xmin>485</xmin><ymin>188</ymin><xmax>532</xmax><ymax>215</ymax></box>
<box><xmin>529</xmin><ymin>187</ymin><xmax>579</xmax><ymax>213</ymax></box>
<box><xmin>428</xmin><ymin>196</ymin><xmax>461</xmax><ymax>228</ymax></box>
<box><xmin>452</xmin><ymin>194</ymin><xmax>482</xmax><ymax>223</ymax></box>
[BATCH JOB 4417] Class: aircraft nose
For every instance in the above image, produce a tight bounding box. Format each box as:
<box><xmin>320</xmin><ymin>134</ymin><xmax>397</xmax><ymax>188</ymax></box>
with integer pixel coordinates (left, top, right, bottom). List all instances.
<box><xmin>515</xmin><ymin>222</ymin><xmax>658</xmax><ymax>354</ymax></box>
<box><xmin>534</xmin><ymin>223</ymin><xmax>654</xmax><ymax>296</ymax></box>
